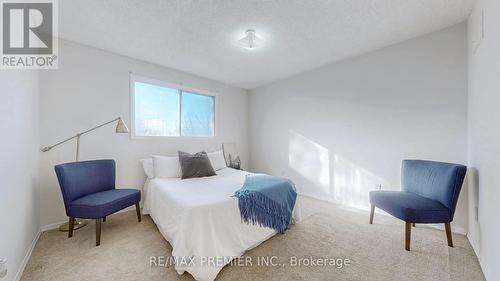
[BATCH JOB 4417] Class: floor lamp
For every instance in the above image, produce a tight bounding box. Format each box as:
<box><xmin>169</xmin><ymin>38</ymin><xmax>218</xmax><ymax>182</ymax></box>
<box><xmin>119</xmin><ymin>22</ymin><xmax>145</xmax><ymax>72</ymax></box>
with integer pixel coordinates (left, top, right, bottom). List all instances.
<box><xmin>41</xmin><ymin>117</ymin><xmax>129</xmax><ymax>231</ymax></box>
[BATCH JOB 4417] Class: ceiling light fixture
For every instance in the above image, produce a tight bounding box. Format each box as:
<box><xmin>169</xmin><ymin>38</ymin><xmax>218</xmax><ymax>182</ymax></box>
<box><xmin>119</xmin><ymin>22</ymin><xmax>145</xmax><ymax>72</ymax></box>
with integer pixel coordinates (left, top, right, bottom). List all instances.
<box><xmin>237</xmin><ymin>29</ymin><xmax>263</xmax><ymax>50</ymax></box>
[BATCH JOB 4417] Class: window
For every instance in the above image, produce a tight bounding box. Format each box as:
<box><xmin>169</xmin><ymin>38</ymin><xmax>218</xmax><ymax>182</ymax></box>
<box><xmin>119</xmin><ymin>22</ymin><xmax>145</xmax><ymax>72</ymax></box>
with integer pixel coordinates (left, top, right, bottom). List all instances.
<box><xmin>131</xmin><ymin>76</ymin><xmax>215</xmax><ymax>137</ymax></box>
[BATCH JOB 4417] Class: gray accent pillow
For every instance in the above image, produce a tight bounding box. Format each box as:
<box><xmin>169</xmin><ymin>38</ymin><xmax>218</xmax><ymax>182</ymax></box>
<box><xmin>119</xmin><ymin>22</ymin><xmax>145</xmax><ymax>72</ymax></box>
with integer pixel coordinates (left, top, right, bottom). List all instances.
<box><xmin>178</xmin><ymin>151</ymin><xmax>217</xmax><ymax>179</ymax></box>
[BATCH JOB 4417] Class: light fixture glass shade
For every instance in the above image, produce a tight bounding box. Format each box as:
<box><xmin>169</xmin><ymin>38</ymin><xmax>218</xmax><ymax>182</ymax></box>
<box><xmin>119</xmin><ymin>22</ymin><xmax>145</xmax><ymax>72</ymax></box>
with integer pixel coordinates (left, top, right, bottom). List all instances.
<box><xmin>116</xmin><ymin>118</ymin><xmax>129</xmax><ymax>133</ymax></box>
<box><xmin>237</xmin><ymin>29</ymin><xmax>263</xmax><ymax>50</ymax></box>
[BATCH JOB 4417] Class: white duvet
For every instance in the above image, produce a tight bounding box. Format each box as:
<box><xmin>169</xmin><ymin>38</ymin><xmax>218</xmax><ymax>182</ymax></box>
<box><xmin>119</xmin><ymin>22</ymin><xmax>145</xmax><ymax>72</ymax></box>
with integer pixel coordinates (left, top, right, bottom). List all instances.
<box><xmin>143</xmin><ymin>168</ymin><xmax>301</xmax><ymax>281</ymax></box>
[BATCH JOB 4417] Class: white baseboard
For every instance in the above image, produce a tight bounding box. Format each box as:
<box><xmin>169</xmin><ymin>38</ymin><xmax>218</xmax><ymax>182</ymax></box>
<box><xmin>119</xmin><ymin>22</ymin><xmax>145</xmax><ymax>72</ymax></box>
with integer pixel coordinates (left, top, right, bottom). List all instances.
<box><xmin>466</xmin><ymin>233</ymin><xmax>485</xmax><ymax>277</ymax></box>
<box><xmin>40</xmin><ymin>206</ymin><xmax>136</xmax><ymax>231</ymax></box>
<box><xmin>40</xmin><ymin>220</ymin><xmax>65</xmax><ymax>232</ymax></box>
<box><xmin>14</xmin><ymin>230</ymin><xmax>41</xmax><ymax>281</ymax></box>
<box><xmin>16</xmin><ymin>206</ymin><xmax>138</xmax><ymax>280</ymax></box>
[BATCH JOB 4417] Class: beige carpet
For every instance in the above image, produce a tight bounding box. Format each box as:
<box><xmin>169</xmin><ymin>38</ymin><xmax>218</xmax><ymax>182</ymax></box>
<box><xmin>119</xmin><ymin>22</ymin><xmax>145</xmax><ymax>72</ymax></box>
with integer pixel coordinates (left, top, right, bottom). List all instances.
<box><xmin>21</xmin><ymin>197</ymin><xmax>485</xmax><ymax>281</ymax></box>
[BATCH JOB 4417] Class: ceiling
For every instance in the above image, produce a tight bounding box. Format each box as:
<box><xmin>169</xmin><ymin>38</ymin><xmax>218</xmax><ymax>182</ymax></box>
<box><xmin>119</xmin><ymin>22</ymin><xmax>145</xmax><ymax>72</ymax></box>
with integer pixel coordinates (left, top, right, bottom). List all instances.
<box><xmin>59</xmin><ymin>0</ymin><xmax>474</xmax><ymax>90</ymax></box>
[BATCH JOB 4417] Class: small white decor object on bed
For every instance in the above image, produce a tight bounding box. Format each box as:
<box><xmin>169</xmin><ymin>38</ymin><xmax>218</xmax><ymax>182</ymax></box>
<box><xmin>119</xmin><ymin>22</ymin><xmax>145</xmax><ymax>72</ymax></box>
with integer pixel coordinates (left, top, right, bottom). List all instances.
<box><xmin>142</xmin><ymin>167</ymin><xmax>301</xmax><ymax>281</ymax></box>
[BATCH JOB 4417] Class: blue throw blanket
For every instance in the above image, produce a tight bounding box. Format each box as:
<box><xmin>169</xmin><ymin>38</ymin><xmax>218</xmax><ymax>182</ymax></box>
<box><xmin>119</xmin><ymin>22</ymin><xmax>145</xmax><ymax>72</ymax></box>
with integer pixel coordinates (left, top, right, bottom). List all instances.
<box><xmin>233</xmin><ymin>174</ymin><xmax>297</xmax><ymax>233</ymax></box>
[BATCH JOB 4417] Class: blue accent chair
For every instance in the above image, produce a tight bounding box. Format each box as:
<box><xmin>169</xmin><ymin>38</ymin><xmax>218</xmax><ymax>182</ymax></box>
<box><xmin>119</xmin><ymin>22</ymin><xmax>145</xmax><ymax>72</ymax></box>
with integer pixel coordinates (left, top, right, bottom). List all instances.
<box><xmin>55</xmin><ymin>159</ymin><xmax>141</xmax><ymax>246</ymax></box>
<box><xmin>369</xmin><ymin>160</ymin><xmax>466</xmax><ymax>251</ymax></box>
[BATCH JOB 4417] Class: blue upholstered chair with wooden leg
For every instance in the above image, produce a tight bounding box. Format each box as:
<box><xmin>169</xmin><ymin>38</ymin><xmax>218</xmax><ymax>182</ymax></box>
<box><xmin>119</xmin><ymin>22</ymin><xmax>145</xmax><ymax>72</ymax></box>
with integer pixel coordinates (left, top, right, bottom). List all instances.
<box><xmin>55</xmin><ymin>159</ymin><xmax>141</xmax><ymax>246</ymax></box>
<box><xmin>369</xmin><ymin>160</ymin><xmax>466</xmax><ymax>251</ymax></box>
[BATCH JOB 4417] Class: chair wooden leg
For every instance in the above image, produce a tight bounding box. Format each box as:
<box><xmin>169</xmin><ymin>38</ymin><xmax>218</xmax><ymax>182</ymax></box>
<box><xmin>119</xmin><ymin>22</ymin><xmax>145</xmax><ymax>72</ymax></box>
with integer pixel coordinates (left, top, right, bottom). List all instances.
<box><xmin>96</xmin><ymin>219</ymin><xmax>101</xmax><ymax>246</ymax></box>
<box><xmin>102</xmin><ymin>216</ymin><xmax>106</xmax><ymax>222</ymax></box>
<box><xmin>405</xmin><ymin>222</ymin><xmax>411</xmax><ymax>251</ymax></box>
<box><xmin>445</xmin><ymin>223</ymin><xmax>453</xmax><ymax>247</ymax></box>
<box><xmin>68</xmin><ymin>217</ymin><xmax>75</xmax><ymax>238</ymax></box>
<box><xmin>369</xmin><ymin>205</ymin><xmax>375</xmax><ymax>224</ymax></box>
<box><xmin>135</xmin><ymin>203</ymin><xmax>142</xmax><ymax>222</ymax></box>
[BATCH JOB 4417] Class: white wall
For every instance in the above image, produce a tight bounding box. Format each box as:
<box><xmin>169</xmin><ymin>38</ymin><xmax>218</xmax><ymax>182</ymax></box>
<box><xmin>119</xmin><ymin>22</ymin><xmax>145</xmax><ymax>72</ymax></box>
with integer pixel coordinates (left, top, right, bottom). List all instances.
<box><xmin>467</xmin><ymin>1</ymin><xmax>500</xmax><ymax>280</ymax></box>
<box><xmin>0</xmin><ymin>70</ymin><xmax>40</xmax><ymax>280</ymax></box>
<box><xmin>249</xmin><ymin>24</ymin><xmax>469</xmax><ymax>233</ymax></box>
<box><xmin>38</xmin><ymin>40</ymin><xmax>249</xmax><ymax>227</ymax></box>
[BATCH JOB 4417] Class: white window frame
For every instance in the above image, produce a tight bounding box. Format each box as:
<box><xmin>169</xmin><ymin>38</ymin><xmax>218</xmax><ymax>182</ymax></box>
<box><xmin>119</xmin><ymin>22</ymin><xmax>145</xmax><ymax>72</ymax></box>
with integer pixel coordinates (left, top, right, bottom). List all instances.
<box><xmin>130</xmin><ymin>74</ymin><xmax>218</xmax><ymax>139</ymax></box>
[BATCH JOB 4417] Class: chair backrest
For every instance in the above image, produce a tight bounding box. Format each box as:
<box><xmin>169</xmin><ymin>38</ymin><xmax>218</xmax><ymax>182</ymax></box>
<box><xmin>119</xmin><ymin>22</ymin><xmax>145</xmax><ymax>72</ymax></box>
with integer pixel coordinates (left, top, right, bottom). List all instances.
<box><xmin>55</xmin><ymin>160</ymin><xmax>116</xmax><ymax>206</ymax></box>
<box><xmin>401</xmin><ymin>160</ymin><xmax>466</xmax><ymax>215</ymax></box>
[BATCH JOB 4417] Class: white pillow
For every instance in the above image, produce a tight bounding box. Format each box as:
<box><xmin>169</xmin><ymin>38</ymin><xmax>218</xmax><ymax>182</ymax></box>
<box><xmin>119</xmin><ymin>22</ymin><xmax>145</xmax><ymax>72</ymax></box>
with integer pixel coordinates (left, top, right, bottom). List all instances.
<box><xmin>152</xmin><ymin>155</ymin><xmax>181</xmax><ymax>178</ymax></box>
<box><xmin>207</xmin><ymin>150</ymin><xmax>227</xmax><ymax>171</ymax></box>
<box><xmin>141</xmin><ymin>158</ymin><xmax>155</xmax><ymax>179</ymax></box>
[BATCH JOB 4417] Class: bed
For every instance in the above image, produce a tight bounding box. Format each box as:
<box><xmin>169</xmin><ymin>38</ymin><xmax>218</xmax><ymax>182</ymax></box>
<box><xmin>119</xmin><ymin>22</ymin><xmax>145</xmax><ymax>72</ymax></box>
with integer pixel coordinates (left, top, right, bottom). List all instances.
<box><xmin>142</xmin><ymin>167</ymin><xmax>301</xmax><ymax>281</ymax></box>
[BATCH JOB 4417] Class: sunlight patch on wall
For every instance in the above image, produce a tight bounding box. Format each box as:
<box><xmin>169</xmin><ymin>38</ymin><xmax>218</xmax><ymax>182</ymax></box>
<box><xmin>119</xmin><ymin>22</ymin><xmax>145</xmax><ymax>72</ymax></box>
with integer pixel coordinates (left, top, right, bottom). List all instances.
<box><xmin>288</xmin><ymin>132</ymin><xmax>330</xmax><ymax>194</ymax></box>
<box><xmin>287</xmin><ymin>131</ymin><xmax>391</xmax><ymax>210</ymax></box>
<box><xmin>332</xmin><ymin>154</ymin><xmax>389</xmax><ymax>210</ymax></box>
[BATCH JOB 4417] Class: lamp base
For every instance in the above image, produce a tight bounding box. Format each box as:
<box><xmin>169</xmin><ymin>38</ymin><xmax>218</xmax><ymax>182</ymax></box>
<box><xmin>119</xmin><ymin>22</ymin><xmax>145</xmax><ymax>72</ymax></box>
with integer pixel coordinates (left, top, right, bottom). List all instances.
<box><xmin>58</xmin><ymin>219</ymin><xmax>89</xmax><ymax>232</ymax></box>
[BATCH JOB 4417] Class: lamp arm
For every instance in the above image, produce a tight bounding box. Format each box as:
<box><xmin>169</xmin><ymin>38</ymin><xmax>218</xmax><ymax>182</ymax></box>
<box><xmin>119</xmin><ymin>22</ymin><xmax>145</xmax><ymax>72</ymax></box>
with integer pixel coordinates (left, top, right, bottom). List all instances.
<box><xmin>78</xmin><ymin>117</ymin><xmax>120</xmax><ymax>136</ymax></box>
<box><xmin>41</xmin><ymin>117</ymin><xmax>122</xmax><ymax>152</ymax></box>
<box><xmin>41</xmin><ymin>134</ymin><xmax>79</xmax><ymax>152</ymax></box>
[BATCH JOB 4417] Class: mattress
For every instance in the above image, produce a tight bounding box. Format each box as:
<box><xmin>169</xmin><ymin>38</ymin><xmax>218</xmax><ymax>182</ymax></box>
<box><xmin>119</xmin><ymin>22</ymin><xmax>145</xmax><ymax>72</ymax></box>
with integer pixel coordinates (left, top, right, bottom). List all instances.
<box><xmin>143</xmin><ymin>168</ymin><xmax>301</xmax><ymax>281</ymax></box>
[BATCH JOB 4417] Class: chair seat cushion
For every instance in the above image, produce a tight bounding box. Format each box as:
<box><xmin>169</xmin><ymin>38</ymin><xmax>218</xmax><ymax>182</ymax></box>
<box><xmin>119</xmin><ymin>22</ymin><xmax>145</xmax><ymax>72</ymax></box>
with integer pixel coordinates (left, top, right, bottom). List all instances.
<box><xmin>69</xmin><ymin>189</ymin><xmax>141</xmax><ymax>219</ymax></box>
<box><xmin>369</xmin><ymin>191</ymin><xmax>451</xmax><ymax>223</ymax></box>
